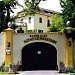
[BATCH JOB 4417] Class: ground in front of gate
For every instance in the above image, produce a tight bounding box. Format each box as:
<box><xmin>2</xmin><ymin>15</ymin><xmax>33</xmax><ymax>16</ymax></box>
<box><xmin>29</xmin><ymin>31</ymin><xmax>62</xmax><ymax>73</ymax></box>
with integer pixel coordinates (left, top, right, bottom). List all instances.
<box><xmin>18</xmin><ymin>70</ymin><xmax>68</xmax><ymax>75</ymax></box>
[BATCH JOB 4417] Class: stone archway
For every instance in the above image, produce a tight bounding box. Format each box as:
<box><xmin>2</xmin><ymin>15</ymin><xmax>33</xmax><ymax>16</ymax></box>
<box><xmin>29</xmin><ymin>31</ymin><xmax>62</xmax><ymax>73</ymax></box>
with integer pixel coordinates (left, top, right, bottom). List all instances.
<box><xmin>22</xmin><ymin>42</ymin><xmax>57</xmax><ymax>71</ymax></box>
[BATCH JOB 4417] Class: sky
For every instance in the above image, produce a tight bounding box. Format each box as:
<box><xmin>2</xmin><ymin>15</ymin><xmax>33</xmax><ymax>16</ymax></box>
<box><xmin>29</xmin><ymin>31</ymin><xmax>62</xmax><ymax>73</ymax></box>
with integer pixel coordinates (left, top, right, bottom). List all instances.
<box><xmin>39</xmin><ymin>0</ymin><xmax>61</xmax><ymax>12</ymax></box>
<box><xmin>12</xmin><ymin>0</ymin><xmax>62</xmax><ymax>16</ymax></box>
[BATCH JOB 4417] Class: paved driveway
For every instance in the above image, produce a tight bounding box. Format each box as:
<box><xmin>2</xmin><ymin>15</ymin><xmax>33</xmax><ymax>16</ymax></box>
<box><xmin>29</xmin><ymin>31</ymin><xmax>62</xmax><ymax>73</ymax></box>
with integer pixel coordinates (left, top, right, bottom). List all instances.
<box><xmin>18</xmin><ymin>70</ymin><xmax>68</xmax><ymax>75</ymax></box>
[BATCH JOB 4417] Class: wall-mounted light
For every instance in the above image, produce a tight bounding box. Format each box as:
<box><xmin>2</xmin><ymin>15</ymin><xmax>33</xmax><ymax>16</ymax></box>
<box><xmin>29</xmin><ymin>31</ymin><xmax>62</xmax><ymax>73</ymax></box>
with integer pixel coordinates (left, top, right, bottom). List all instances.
<box><xmin>6</xmin><ymin>47</ymin><xmax>11</xmax><ymax>55</ymax></box>
<box><xmin>7</xmin><ymin>42</ymin><xmax>10</xmax><ymax>47</ymax></box>
<box><xmin>6</xmin><ymin>42</ymin><xmax>11</xmax><ymax>55</ymax></box>
<box><xmin>68</xmin><ymin>41</ymin><xmax>71</xmax><ymax>46</ymax></box>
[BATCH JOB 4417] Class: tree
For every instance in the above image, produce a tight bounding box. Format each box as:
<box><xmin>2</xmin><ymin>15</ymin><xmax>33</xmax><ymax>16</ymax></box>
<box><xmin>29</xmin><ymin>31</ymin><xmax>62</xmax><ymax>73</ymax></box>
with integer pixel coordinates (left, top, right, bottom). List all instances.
<box><xmin>60</xmin><ymin>0</ymin><xmax>75</xmax><ymax>28</ymax></box>
<box><xmin>0</xmin><ymin>0</ymin><xmax>19</xmax><ymax>32</ymax></box>
<box><xmin>0</xmin><ymin>1</ymin><xmax>6</xmax><ymax>32</ymax></box>
<box><xmin>23</xmin><ymin>0</ymin><xmax>46</xmax><ymax>15</ymax></box>
<box><xmin>71</xmin><ymin>0</ymin><xmax>75</xmax><ymax>4</ymax></box>
<box><xmin>3</xmin><ymin>0</ymin><xmax>18</xmax><ymax>26</ymax></box>
<box><xmin>49</xmin><ymin>13</ymin><xmax>65</xmax><ymax>32</ymax></box>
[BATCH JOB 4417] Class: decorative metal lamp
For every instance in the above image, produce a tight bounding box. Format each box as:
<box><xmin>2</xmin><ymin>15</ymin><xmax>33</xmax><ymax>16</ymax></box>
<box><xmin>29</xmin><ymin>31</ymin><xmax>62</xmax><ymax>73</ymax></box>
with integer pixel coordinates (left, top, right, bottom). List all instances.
<box><xmin>66</xmin><ymin>21</ymin><xmax>71</xmax><ymax>27</ymax></box>
<box><xmin>8</xmin><ymin>22</ymin><xmax>12</xmax><ymax>28</ymax></box>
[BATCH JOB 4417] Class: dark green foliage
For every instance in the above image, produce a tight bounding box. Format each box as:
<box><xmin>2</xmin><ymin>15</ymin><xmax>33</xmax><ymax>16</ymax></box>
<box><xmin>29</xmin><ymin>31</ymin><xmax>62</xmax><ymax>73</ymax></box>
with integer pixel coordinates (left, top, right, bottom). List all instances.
<box><xmin>0</xmin><ymin>0</ymin><xmax>18</xmax><ymax>32</ymax></box>
<box><xmin>60</xmin><ymin>0</ymin><xmax>75</xmax><ymax>39</ymax></box>
<box><xmin>60</xmin><ymin>0</ymin><xmax>75</xmax><ymax>28</ymax></box>
<box><xmin>3</xmin><ymin>0</ymin><xmax>17</xmax><ymax>23</ymax></box>
<box><xmin>0</xmin><ymin>62</ymin><xmax>5</xmax><ymax>72</ymax></box>
<box><xmin>71</xmin><ymin>0</ymin><xmax>75</xmax><ymax>4</ymax></box>
<box><xmin>23</xmin><ymin>0</ymin><xmax>41</xmax><ymax>15</ymax></box>
<box><xmin>49</xmin><ymin>13</ymin><xmax>65</xmax><ymax>32</ymax></box>
<box><xmin>0</xmin><ymin>1</ymin><xmax>6</xmax><ymax>32</ymax></box>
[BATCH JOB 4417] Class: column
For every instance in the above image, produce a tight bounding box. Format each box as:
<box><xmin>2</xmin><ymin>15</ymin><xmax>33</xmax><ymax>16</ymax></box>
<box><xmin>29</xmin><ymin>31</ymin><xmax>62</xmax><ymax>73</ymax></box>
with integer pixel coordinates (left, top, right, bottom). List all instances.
<box><xmin>65</xmin><ymin>37</ymin><xmax>74</xmax><ymax>67</ymax></box>
<box><xmin>4</xmin><ymin>28</ymin><xmax>14</xmax><ymax>68</ymax></box>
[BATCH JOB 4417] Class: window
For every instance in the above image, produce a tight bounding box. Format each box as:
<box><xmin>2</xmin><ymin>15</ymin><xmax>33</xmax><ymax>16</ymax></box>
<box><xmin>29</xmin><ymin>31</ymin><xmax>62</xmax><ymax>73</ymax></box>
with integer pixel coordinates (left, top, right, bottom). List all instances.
<box><xmin>20</xmin><ymin>19</ymin><xmax>23</xmax><ymax>23</ymax></box>
<box><xmin>38</xmin><ymin>30</ymin><xmax>43</xmax><ymax>33</ymax></box>
<box><xmin>29</xmin><ymin>17</ymin><xmax>31</xmax><ymax>23</ymax></box>
<box><xmin>20</xmin><ymin>19</ymin><xmax>23</xmax><ymax>21</ymax></box>
<box><xmin>47</xmin><ymin>19</ymin><xmax>50</xmax><ymax>27</ymax></box>
<box><xmin>39</xmin><ymin>17</ymin><xmax>42</xmax><ymax>23</ymax></box>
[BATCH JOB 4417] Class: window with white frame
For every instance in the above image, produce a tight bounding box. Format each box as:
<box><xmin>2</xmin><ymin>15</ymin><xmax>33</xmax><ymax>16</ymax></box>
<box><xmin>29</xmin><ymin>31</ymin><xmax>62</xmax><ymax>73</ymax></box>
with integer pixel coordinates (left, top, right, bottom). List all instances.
<box><xmin>29</xmin><ymin>17</ymin><xmax>31</xmax><ymax>23</ymax></box>
<box><xmin>39</xmin><ymin>17</ymin><xmax>42</xmax><ymax>23</ymax></box>
<box><xmin>38</xmin><ymin>30</ymin><xmax>43</xmax><ymax>33</ymax></box>
<box><xmin>47</xmin><ymin>19</ymin><xmax>50</xmax><ymax>27</ymax></box>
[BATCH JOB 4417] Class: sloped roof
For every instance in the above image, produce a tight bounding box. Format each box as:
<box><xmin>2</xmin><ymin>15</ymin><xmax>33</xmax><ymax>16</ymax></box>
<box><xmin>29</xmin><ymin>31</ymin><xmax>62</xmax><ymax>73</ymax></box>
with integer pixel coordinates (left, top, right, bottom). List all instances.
<box><xmin>14</xmin><ymin>8</ymin><xmax>57</xmax><ymax>19</ymax></box>
<box><xmin>36</xmin><ymin>8</ymin><xmax>57</xmax><ymax>16</ymax></box>
<box><xmin>41</xmin><ymin>8</ymin><xmax>57</xmax><ymax>14</ymax></box>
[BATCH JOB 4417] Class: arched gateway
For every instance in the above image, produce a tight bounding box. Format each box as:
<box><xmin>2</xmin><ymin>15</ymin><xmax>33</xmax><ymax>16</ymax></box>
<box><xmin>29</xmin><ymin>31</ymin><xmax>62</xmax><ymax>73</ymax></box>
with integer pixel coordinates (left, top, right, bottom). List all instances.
<box><xmin>3</xmin><ymin>28</ymin><xmax>74</xmax><ymax>71</ymax></box>
<box><xmin>22</xmin><ymin>42</ymin><xmax>57</xmax><ymax>71</ymax></box>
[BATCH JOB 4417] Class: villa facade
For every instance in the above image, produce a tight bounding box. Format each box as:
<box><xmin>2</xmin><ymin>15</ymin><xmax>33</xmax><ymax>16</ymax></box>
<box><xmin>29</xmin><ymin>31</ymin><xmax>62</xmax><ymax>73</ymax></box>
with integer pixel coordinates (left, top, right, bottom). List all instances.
<box><xmin>15</xmin><ymin>8</ymin><xmax>57</xmax><ymax>33</ymax></box>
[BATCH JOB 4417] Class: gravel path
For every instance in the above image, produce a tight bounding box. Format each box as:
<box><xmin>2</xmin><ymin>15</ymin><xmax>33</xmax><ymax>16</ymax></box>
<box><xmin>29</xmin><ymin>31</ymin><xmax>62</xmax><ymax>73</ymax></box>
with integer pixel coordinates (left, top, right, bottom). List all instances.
<box><xmin>18</xmin><ymin>70</ymin><xmax>68</xmax><ymax>75</ymax></box>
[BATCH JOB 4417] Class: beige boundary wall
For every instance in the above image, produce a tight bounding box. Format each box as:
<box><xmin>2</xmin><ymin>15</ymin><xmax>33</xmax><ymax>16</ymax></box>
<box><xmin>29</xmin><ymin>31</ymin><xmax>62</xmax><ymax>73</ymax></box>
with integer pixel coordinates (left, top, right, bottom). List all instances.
<box><xmin>0</xmin><ymin>33</ymin><xmax>5</xmax><ymax>65</ymax></box>
<box><xmin>1</xmin><ymin>31</ymin><xmax>74</xmax><ymax>68</ymax></box>
<box><xmin>0</xmin><ymin>28</ymin><xmax>73</xmax><ymax>69</ymax></box>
